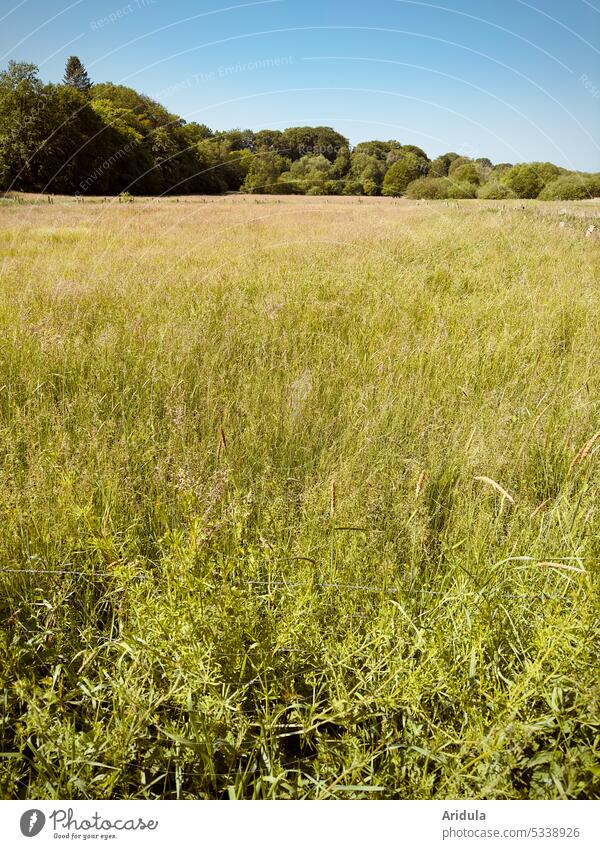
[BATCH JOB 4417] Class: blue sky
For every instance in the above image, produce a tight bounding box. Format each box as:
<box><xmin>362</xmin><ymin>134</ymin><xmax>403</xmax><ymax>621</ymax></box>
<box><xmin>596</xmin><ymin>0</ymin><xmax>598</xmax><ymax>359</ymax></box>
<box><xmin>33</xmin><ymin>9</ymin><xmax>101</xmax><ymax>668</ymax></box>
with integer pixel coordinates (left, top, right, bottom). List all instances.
<box><xmin>1</xmin><ymin>0</ymin><xmax>599</xmax><ymax>169</ymax></box>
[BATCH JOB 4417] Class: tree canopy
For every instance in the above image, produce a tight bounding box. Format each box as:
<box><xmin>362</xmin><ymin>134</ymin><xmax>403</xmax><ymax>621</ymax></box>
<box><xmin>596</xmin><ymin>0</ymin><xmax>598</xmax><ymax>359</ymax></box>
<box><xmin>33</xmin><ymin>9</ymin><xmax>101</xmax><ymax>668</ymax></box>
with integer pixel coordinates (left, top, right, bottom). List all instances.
<box><xmin>0</xmin><ymin>59</ymin><xmax>598</xmax><ymax>201</ymax></box>
<box><xmin>63</xmin><ymin>56</ymin><xmax>92</xmax><ymax>92</ymax></box>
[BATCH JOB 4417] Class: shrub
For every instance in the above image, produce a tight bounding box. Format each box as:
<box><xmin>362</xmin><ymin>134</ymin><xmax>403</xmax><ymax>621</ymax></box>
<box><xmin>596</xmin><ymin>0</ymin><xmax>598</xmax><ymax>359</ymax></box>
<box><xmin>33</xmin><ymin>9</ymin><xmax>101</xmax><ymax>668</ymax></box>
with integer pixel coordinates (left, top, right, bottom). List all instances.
<box><xmin>530</xmin><ymin>161</ymin><xmax>563</xmax><ymax>184</ymax></box>
<box><xmin>405</xmin><ymin>176</ymin><xmax>476</xmax><ymax>200</ymax></box>
<box><xmin>501</xmin><ymin>164</ymin><xmax>545</xmax><ymax>198</ymax></box>
<box><xmin>477</xmin><ymin>181</ymin><xmax>517</xmax><ymax>199</ymax></box>
<box><xmin>405</xmin><ymin>177</ymin><xmax>446</xmax><ymax>199</ymax></box>
<box><xmin>587</xmin><ymin>174</ymin><xmax>600</xmax><ymax>197</ymax></box>
<box><xmin>362</xmin><ymin>178</ymin><xmax>379</xmax><ymax>196</ymax></box>
<box><xmin>538</xmin><ymin>174</ymin><xmax>600</xmax><ymax>201</ymax></box>
<box><xmin>500</xmin><ymin>162</ymin><xmax>561</xmax><ymax>199</ymax></box>
<box><xmin>342</xmin><ymin>179</ymin><xmax>364</xmax><ymax>195</ymax></box>
<box><xmin>446</xmin><ymin>180</ymin><xmax>477</xmax><ymax>199</ymax></box>
<box><xmin>271</xmin><ymin>179</ymin><xmax>298</xmax><ymax>194</ymax></box>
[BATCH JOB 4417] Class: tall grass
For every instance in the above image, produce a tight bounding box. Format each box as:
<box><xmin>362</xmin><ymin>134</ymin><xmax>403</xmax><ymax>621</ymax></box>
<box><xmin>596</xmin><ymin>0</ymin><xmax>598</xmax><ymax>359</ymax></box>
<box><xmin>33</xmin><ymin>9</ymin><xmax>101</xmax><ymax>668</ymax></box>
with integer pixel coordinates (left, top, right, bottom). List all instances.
<box><xmin>0</xmin><ymin>196</ymin><xmax>598</xmax><ymax>799</ymax></box>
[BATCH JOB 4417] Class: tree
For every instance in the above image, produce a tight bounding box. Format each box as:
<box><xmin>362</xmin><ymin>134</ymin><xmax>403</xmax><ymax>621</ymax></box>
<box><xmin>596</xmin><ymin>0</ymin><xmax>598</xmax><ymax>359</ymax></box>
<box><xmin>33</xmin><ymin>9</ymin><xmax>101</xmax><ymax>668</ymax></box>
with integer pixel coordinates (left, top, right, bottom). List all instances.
<box><xmin>450</xmin><ymin>162</ymin><xmax>480</xmax><ymax>185</ymax></box>
<box><xmin>242</xmin><ymin>150</ymin><xmax>289</xmax><ymax>193</ymax></box>
<box><xmin>197</xmin><ymin>136</ymin><xmax>252</xmax><ymax>191</ymax></box>
<box><xmin>180</xmin><ymin>122</ymin><xmax>213</xmax><ymax>145</ymax></box>
<box><xmin>1</xmin><ymin>59</ymin><xmax>40</xmax><ymax>90</ymax></box>
<box><xmin>475</xmin><ymin>157</ymin><xmax>493</xmax><ymax>182</ymax></box>
<box><xmin>429</xmin><ymin>155</ymin><xmax>452</xmax><ymax>177</ymax></box>
<box><xmin>399</xmin><ymin>144</ymin><xmax>429</xmax><ymax>160</ymax></box>
<box><xmin>63</xmin><ymin>56</ymin><xmax>91</xmax><ymax>92</ymax></box>
<box><xmin>382</xmin><ymin>154</ymin><xmax>428</xmax><ymax>196</ymax></box>
<box><xmin>448</xmin><ymin>156</ymin><xmax>472</xmax><ymax>176</ymax></box>
<box><xmin>0</xmin><ymin>57</ymin><xmax>581</xmax><ymax>199</ymax></box>
<box><xmin>150</xmin><ymin>127</ymin><xmax>180</xmax><ymax>193</ymax></box>
<box><xmin>349</xmin><ymin>151</ymin><xmax>386</xmax><ymax>194</ymax></box>
<box><xmin>529</xmin><ymin>161</ymin><xmax>562</xmax><ymax>185</ymax></box>
<box><xmin>501</xmin><ymin>163</ymin><xmax>544</xmax><ymax>198</ymax></box>
<box><xmin>354</xmin><ymin>140</ymin><xmax>399</xmax><ymax>160</ymax></box>
<box><xmin>0</xmin><ymin>64</ymin><xmax>112</xmax><ymax>193</ymax></box>
<box><xmin>342</xmin><ymin>179</ymin><xmax>364</xmax><ymax>195</ymax></box>
<box><xmin>280</xmin><ymin>126</ymin><xmax>348</xmax><ymax>161</ymax></box>
<box><xmin>212</xmin><ymin>129</ymin><xmax>255</xmax><ymax>152</ymax></box>
<box><xmin>253</xmin><ymin>129</ymin><xmax>284</xmax><ymax>151</ymax></box>
<box><xmin>331</xmin><ymin>145</ymin><xmax>351</xmax><ymax>178</ymax></box>
<box><xmin>90</xmin><ymin>99</ymin><xmax>145</xmax><ymax>141</ymax></box>
<box><xmin>42</xmin><ymin>85</ymin><xmax>111</xmax><ymax>193</ymax></box>
<box><xmin>0</xmin><ymin>61</ymin><xmax>44</xmax><ymax>189</ymax></box>
<box><xmin>323</xmin><ymin>179</ymin><xmax>344</xmax><ymax>195</ymax></box>
<box><xmin>287</xmin><ymin>154</ymin><xmax>332</xmax><ymax>192</ymax></box>
<box><xmin>90</xmin><ymin>82</ymin><xmax>175</xmax><ymax>131</ymax></box>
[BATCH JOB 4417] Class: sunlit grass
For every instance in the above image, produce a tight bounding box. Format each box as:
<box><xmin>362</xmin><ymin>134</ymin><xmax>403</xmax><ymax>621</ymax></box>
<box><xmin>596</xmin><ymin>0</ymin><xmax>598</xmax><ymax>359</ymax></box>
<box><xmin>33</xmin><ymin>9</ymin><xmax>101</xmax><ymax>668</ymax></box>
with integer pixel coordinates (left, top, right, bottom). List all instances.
<box><xmin>0</xmin><ymin>195</ymin><xmax>598</xmax><ymax>799</ymax></box>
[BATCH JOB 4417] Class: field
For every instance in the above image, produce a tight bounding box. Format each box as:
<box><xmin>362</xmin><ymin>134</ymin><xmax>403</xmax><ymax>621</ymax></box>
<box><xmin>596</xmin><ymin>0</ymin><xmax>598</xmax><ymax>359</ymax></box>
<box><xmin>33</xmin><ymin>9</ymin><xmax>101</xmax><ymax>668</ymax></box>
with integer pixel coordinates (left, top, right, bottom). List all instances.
<box><xmin>0</xmin><ymin>194</ymin><xmax>598</xmax><ymax>800</ymax></box>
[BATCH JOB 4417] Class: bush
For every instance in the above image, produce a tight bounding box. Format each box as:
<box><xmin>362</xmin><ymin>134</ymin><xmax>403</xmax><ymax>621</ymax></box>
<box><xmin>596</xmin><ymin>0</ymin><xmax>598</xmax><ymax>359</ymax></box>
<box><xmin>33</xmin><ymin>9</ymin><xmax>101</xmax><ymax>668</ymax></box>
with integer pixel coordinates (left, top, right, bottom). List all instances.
<box><xmin>538</xmin><ymin>175</ymin><xmax>594</xmax><ymax>201</ymax></box>
<box><xmin>446</xmin><ymin>180</ymin><xmax>477</xmax><ymax>199</ymax></box>
<box><xmin>362</xmin><ymin>178</ymin><xmax>379</xmax><ymax>196</ymax></box>
<box><xmin>405</xmin><ymin>177</ymin><xmax>450</xmax><ymax>199</ymax></box>
<box><xmin>530</xmin><ymin>161</ymin><xmax>563</xmax><ymax>185</ymax></box>
<box><xmin>477</xmin><ymin>181</ymin><xmax>516</xmax><ymax>199</ymax></box>
<box><xmin>587</xmin><ymin>174</ymin><xmax>600</xmax><ymax>197</ymax></box>
<box><xmin>405</xmin><ymin>176</ymin><xmax>476</xmax><ymax>200</ymax></box>
<box><xmin>501</xmin><ymin>164</ymin><xmax>545</xmax><ymax>198</ymax></box>
<box><xmin>587</xmin><ymin>174</ymin><xmax>600</xmax><ymax>198</ymax></box>
<box><xmin>342</xmin><ymin>179</ymin><xmax>364</xmax><ymax>195</ymax></box>
<box><xmin>272</xmin><ymin>179</ymin><xmax>298</xmax><ymax>195</ymax></box>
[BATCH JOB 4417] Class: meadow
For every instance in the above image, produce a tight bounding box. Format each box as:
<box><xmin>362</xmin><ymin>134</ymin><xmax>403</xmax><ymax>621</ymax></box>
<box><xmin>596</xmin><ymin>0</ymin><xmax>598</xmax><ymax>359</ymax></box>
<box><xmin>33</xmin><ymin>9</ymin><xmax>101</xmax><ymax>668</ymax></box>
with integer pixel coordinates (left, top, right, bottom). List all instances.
<box><xmin>0</xmin><ymin>194</ymin><xmax>598</xmax><ymax>800</ymax></box>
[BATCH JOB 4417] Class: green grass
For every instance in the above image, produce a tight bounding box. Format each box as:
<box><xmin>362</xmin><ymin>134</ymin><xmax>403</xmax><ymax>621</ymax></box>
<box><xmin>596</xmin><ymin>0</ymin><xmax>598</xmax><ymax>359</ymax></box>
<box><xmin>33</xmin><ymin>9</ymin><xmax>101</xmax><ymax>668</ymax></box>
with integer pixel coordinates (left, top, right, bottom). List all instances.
<box><xmin>0</xmin><ymin>195</ymin><xmax>598</xmax><ymax>799</ymax></box>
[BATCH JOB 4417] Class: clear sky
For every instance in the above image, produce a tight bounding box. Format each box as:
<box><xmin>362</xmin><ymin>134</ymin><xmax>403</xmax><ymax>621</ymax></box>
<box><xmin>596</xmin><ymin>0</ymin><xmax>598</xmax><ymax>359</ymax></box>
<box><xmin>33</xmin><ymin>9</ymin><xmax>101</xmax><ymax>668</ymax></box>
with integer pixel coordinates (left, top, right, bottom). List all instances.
<box><xmin>1</xmin><ymin>0</ymin><xmax>599</xmax><ymax>170</ymax></box>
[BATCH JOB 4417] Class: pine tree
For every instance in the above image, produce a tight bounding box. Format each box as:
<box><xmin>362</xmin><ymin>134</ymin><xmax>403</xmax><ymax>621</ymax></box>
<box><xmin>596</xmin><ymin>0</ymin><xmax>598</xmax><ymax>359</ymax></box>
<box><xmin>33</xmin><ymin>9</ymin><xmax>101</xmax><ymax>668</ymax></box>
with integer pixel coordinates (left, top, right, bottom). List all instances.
<box><xmin>63</xmin><ymin>56</ymin><xmax>91</xmax><ymax>92</ymax></box>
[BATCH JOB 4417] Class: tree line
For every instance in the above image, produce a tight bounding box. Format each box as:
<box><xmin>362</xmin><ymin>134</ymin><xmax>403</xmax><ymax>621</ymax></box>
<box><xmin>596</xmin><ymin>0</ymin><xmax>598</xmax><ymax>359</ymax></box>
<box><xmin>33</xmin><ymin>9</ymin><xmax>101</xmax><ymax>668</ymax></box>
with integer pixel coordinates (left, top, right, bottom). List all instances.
<box><xmin>1</xmin><ymin>57</ymin><xmax>598</xmax><ymax>201</ymax></box>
